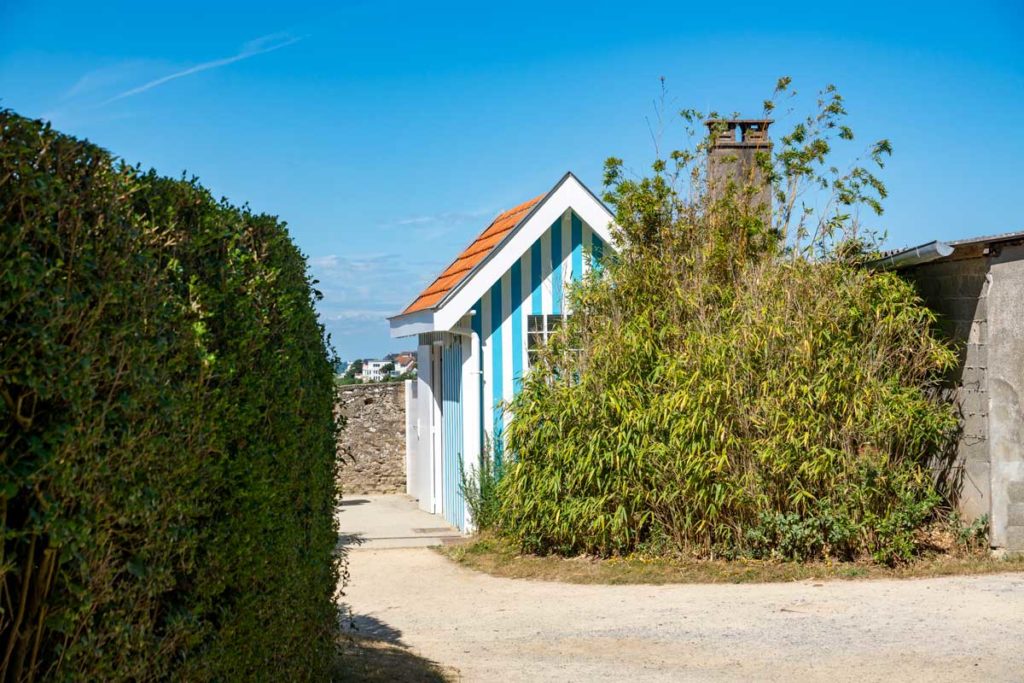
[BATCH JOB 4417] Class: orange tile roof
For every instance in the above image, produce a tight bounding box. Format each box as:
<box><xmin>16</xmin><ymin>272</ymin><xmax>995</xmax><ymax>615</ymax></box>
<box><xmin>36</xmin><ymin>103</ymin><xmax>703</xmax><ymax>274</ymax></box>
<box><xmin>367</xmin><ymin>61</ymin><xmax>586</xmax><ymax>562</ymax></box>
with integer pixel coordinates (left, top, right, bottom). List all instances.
<box><xmin>402</xmin><ymin>193</ymin><xmax>545</xmax><ymax>314</ymax></box>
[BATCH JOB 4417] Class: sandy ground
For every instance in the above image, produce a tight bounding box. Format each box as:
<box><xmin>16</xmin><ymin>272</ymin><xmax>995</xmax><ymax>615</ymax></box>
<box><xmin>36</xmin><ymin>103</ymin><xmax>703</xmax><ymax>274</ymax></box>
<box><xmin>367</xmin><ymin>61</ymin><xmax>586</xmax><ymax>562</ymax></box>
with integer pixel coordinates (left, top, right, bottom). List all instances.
<box><xmin>339</xmin><ymin>496</ymin><xmax>1024</xmax><ymax>682</ymax></box>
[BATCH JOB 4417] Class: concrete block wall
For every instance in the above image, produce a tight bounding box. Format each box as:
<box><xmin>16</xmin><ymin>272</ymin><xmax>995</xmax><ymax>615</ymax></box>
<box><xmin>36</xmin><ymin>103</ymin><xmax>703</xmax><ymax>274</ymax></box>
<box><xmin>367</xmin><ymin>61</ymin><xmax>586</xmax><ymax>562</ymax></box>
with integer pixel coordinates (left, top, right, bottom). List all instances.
<box><xmin>908</xmin><ymin>257</ymin><xmax>991</xmax><ymax>522</ymax></box>
<box><xmin>336</xmin><ymin>382</ymin><xmax>407</xmax><ymax>494</ymax></box>
<box><xmin>986</xmin><ymin>244</ymin><xmax>1024</xmax><ymax>552</ymax></box>
<box><xmin>909</xmin><ymin>244</ymin><xmax>1024</xmax><ymax>554</ymax></box>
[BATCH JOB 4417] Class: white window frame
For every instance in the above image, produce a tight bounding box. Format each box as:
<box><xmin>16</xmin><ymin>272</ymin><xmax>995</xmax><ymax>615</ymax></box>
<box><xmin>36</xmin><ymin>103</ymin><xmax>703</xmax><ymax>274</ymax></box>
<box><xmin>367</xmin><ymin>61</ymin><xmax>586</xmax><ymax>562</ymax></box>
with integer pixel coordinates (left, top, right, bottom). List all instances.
<box><xmin>527</xmin><ymin>313</ymin><xmax>570</xmax><ymax>368</ymax></box>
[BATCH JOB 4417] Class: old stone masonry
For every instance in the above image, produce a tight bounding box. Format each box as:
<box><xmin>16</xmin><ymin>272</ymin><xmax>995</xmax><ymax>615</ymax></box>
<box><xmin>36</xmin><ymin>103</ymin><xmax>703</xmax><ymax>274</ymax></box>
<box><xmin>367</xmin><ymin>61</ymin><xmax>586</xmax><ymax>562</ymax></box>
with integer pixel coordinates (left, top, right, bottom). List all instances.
<box><xmin>336</xmin><ymin>382</ymin><xmax>407</xmax><ymax>494</ymax></box>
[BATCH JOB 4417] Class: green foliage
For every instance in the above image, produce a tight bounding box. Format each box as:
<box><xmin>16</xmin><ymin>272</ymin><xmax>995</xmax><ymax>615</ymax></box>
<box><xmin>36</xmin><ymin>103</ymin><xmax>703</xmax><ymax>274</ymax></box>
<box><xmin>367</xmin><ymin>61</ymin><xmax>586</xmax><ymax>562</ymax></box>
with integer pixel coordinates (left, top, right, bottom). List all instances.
<box><xmin>0</xmin><ymin>110</ymin><xmax>341</xmax><ymax>680</ymax></box>
<box><xmin>494</xmin><ymin>82</ymin><xmax>957</xmax><ymax>565</ymax></box>
<box><xmin>948</xmin><ymin>512</ymin><xmax>989</xmax><ymax>553</ymax></box>
<box><xmin>460</xmin><ymin>444</ymin><xmax>502</xmax><ymax>532</ymax></box>
<box><xmin>745</xmin><ymin>505</ymin><xmax>859</xmax><ymax>562</ymax></box>
<box><xmin>344</xmin><ymin>359</ymin><xmax>364</xmax><ymax>379</ymax></box>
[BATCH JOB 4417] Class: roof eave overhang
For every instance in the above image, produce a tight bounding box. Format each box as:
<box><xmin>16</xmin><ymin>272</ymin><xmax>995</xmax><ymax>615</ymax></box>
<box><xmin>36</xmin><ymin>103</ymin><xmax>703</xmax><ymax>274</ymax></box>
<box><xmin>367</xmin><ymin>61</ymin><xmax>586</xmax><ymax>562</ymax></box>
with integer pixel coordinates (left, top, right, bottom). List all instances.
<box><xmin>388</xmin><ymin>308</ymin><xmax>436</xmax><ymax>338</ymax></box>
<box><xmin>864</xmin><ymin>240</ymin><xmax>954</xmax><ymax>271</ymax></box>
<box><xmin>865</xmin><ymin>229</ymin><xmax>1024</xmax><ymax>272</ymax></box>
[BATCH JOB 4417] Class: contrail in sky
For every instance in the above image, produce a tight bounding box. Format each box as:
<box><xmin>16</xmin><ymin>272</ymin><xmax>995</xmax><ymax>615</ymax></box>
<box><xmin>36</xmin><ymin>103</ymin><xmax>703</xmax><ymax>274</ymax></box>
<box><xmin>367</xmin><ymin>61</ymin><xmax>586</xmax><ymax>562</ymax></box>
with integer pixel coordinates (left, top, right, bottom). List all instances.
<box><xmin>102</xmin><ymin>33</ymin><xmax>302</xmax><ymax>105</ymax></box>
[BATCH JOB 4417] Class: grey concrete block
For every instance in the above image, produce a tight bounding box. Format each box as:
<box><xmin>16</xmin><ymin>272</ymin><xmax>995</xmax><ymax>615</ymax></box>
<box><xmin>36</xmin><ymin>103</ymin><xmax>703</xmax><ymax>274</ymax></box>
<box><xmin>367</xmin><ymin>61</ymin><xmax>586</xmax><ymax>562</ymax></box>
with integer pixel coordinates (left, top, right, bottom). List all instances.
<box><xmin>1004</xmin><ymin>526</ymin><xmax>1024</xmax><ymax>554</ymax></box>
<box><xmin>974</xmin><ymin>297</ymin><xmax>987</xmax><ymax>321</ymax></box>
<box><xmin>985</xmin><ymin>249</ymin><xmax>1024</xmax><ymax>551</ymax></box>
<box><xmin>958</xmin><ymin>458</ymin><xmax>991</xmax><ymax>523</ymax></box>
<box><xmin>1008</xmin><ymin>504</ymin><xmax>1024</xmax><ymax>527</ymax></box>
<box><xmin>964</xmin><ymin>342</ymin><xmax>987</xmax><ymax>359</ymax></box>
<box><xmin>958</xmin><ymin>392</ymin><xmax>987</xmax><ymax>417</ymax></box>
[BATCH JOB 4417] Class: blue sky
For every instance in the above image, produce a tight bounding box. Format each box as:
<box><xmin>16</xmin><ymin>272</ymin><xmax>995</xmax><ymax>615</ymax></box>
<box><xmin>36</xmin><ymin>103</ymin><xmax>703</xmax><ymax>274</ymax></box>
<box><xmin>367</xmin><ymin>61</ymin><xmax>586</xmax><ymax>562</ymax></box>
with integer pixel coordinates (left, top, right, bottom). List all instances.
<box><xmin>2</xmin><ymin>1</ymin><xmax>1022</xmax><ymax>359</ymax></box>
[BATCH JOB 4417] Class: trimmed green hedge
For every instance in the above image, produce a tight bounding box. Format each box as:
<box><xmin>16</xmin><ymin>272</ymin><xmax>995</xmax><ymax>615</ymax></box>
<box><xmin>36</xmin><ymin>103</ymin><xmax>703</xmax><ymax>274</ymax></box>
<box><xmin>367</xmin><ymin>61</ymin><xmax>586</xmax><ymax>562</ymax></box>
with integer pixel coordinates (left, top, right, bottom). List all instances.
<box><xmin>0</xmin><ymin>111</ymin><xmax>340</xmax><ymax>680</ymax></box>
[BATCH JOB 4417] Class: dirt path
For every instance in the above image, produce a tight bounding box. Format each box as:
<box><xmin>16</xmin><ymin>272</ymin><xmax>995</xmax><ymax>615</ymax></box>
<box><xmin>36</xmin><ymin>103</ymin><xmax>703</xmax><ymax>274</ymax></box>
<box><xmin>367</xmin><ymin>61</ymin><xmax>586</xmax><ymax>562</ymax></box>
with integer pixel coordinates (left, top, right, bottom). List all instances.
<box><xmin>339</xmin><ymin>497</ymin><xmax>1024</xmax><ymax>681</ymax></box>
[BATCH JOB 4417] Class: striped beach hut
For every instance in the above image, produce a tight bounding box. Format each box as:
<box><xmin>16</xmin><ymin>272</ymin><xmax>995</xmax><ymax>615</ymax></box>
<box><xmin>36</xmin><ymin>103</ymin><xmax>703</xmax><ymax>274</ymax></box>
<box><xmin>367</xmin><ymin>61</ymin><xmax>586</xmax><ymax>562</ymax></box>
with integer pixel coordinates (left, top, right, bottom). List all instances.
<box><xmin>390</xmin><ymin>173</ymin><xmax>616</xmax><ymax>530</ymax></box>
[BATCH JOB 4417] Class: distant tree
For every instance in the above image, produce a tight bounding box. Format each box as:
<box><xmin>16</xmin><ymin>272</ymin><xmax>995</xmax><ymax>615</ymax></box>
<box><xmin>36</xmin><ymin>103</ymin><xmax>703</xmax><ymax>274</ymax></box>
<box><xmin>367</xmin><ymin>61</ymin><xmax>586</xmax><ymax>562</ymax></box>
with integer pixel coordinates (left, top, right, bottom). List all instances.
<box><xmin>344</xmin><ymin>359</ymin><xmax>363</xmax><ymax>379</ymax></box>
<box><xmin>380</xmin><ymin>362</ymin><xmax>395</xmax><ymax>375</ymax></box>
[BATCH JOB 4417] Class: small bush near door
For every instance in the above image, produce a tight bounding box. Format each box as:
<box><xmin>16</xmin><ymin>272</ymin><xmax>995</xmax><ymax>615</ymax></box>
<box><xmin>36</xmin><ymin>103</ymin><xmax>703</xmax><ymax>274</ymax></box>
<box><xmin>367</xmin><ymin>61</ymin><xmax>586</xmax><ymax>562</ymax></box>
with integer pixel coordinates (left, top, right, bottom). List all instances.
<box><xmin>0</xmin><ymin>110</ymin><xmax>340</xmax><ymax>681</ymax></box>
<box><xmin>461</xmin><ymin>442</ymin><xmax>503</xmax><ymax>531</ymax></box>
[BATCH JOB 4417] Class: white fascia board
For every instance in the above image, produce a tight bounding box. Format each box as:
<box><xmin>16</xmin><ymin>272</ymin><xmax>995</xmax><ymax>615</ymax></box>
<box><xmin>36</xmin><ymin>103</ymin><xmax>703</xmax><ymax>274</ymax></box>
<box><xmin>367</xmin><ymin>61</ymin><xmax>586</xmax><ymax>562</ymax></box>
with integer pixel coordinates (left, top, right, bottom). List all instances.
<box><xmin>434</xmin><ymin>174</ymin><xmax>616</xmax><ymax>331</ymax></box>
<box><xmin>389</xmin><ymin>309</ymin><xmax>436</xmax><ymax>338</ymax></box>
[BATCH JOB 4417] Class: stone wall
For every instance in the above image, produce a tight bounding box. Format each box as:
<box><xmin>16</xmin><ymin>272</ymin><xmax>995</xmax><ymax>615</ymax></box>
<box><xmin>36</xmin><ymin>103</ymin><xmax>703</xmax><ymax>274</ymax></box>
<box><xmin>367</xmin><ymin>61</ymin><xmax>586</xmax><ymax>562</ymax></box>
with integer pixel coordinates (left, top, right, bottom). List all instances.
<box><xmin>336</xmin><ymin>382</ymin><xmax>406</xmax><ymax>494</ymax></box>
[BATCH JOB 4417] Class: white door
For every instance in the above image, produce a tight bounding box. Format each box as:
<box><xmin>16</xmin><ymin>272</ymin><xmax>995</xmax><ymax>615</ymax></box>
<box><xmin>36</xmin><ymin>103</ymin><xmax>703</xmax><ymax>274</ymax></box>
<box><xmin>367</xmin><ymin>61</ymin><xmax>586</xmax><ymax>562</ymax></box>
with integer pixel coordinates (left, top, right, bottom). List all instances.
<box><xmin>412</xmin><ymin>344</ymin><xmax>434</xmax><ymax>513</ymax></box>
<box><xmin>430</xmin><ymin>345</ymin><xmax>444</xmax><ymax>515</ymax></box>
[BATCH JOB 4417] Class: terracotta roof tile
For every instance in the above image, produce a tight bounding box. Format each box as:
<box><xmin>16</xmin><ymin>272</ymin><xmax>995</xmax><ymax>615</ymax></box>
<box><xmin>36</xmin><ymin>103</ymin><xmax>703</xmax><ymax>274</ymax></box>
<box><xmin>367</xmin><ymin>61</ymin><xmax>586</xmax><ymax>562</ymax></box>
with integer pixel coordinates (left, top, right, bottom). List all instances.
<box><xmin>402</xmin><ymin>193</ymin><xmax>544</xmax><ymax>315</ymax></box>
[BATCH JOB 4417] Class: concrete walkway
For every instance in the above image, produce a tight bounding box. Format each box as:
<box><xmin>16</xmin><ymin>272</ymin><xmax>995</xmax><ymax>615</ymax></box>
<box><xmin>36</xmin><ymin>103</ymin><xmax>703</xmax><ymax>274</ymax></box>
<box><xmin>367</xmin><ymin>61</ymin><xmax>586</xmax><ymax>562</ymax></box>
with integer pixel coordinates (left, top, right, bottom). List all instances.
<box><xmin>337</xmin><ymin>494</ymin><xmax>462</xmax><ymax>549</ymax></box>
<box><xmin>339</xmin><ymin>496</ymin><xmax>1024</xmax><ymax>682</ymax></box>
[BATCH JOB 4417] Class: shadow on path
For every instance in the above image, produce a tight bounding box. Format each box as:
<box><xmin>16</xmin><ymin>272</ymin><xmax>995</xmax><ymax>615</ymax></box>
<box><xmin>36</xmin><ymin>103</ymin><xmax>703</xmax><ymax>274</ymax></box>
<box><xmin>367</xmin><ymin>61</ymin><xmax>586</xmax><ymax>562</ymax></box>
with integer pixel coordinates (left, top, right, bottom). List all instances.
<box><xmin>341</xmin><ymin>611</ymin><xmax>404</xmax><ymax>644</ymax></box>
<box><xmin>338</xmin><ymin>531</ymin><xmax>366</xmax><ymax>548</ymax></box>
<box><xmin>336</xmin><ymin>609</ymin><xmax>455</xmax><ymax>681</ymax></box>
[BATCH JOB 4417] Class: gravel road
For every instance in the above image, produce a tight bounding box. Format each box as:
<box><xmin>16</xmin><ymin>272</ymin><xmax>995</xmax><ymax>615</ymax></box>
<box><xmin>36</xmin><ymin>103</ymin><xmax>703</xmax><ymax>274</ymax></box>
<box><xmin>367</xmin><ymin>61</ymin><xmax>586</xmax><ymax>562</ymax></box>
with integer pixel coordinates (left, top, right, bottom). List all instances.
<box><xmin>344</xmin><ymin>548</ymin><xmax>1024</xmax><ymax>682</ymax></box>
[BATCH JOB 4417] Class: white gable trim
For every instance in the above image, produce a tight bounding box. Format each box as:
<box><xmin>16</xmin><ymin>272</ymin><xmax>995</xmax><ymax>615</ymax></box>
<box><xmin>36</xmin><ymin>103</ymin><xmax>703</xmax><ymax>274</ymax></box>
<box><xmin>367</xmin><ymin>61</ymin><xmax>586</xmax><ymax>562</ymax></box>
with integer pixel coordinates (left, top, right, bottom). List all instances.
<box><xmin>390</xmin><ymin>173</ymin><xmax>615</xmax><ymax>338</ymax></box>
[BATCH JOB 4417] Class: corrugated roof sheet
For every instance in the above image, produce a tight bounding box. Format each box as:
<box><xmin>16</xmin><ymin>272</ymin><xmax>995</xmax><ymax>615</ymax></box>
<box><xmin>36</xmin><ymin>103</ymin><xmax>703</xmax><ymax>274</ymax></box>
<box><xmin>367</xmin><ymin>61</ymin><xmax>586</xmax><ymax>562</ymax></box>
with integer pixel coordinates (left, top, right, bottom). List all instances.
<box><xmin>948</xmin><ymin>229</ymin><xmax>1024</xmax><ymax>247</ymax></box>
<box><xmin>868</xmin><ymin>229</ymin><xmax>1024</xmax><ymax>270</ymax></box>
<box><xmin>878</xmin><ymin>229</ymin><xmax>1024</xmax><ymax>259</ymax></box>
<box><xmin>402</xmin><ymin>194</ymin><xmax>545</xmax><ymax>315</ymax></box>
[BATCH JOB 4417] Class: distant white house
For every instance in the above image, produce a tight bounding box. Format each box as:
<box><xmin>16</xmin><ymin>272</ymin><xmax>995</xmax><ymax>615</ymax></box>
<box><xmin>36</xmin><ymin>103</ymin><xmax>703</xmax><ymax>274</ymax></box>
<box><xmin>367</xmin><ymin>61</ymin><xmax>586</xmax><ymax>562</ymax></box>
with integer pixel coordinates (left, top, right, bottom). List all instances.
<box><xmin>351</xmin><ymin>353</ymin><xmax>416</xmax><ymax>382</ymax></box>
<box><xmin>358</xmin><ymin>360</ymin><xmax>392</xmax><ymax>382</ymax></box>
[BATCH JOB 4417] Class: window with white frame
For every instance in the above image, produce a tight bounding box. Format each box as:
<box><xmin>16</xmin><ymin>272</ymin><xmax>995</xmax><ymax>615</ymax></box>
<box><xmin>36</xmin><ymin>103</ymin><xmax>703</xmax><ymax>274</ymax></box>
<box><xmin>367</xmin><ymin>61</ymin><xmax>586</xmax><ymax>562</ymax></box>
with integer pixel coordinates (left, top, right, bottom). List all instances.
<box><xmin>527</xmin><ymin>314</ymin><xmax>567</xmax><ymax>366</ymax></box>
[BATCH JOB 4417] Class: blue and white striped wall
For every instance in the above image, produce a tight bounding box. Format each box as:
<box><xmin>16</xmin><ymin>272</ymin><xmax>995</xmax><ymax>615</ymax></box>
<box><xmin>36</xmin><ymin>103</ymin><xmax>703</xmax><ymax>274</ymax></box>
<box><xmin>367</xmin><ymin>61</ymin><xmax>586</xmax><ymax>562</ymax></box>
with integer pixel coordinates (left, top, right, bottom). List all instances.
<box><xmin>418</xmin><ymin>208</ymin><xmax>604</xmax><ymax>531</ymax></box>
<box><xmin>474</xmin><ymin>208</ymin><xmax>604</xmax><ymax>465</ymax></box>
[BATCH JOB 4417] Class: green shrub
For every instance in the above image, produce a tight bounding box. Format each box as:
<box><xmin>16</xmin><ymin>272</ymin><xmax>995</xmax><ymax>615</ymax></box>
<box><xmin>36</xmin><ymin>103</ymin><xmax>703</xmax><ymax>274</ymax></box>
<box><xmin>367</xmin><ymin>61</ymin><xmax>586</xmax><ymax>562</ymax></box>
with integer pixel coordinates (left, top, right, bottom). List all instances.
<box><xmin>0</xmin><ymin>110</ymin><xmax>340</xmax><ymax>680</ymax></box>
<box><xmin>495</xmin><ymin>82</ymin><xmax>958</xmax><ymax>564</ymax></box>
<box><xmin>949</xmin><ymin>512</ymin><xmax>989</xmax><ymax>552</ymax></box>
<box><xmin>745</xmin><ymin>504</ymin><xmax>859</xmax><ymax>562</ymax></box>
<box><xmin>460</xmin><ymin>443</ymin><xmax>502</xmax><ymax>531</ymax></box>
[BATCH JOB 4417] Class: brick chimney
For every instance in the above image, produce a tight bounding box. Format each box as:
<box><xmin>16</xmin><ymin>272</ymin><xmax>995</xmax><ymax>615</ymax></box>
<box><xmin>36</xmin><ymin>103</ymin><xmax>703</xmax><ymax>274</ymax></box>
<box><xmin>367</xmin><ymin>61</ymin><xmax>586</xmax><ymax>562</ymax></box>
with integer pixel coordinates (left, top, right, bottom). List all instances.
<box><xmin>705</xmin><ymin>119</ymin><xmax>773</xmax><ymax>218</ymax></box>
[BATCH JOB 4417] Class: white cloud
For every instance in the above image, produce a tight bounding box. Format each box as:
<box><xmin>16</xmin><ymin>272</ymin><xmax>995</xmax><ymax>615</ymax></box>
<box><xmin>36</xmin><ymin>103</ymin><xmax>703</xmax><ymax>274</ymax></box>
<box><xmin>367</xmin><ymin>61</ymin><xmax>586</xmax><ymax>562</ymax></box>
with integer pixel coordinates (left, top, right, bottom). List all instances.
<box><xmin>385</xmin><ymin>208</ymin><xmax>492</xmax><ymax>227</ymax></box>
<box><xmin>309</xmin><ymin>252</ymin><xmax>430</xmax><ymax>319</ymax></box>
<box><xmin>309</xmin><ymin>255</ymin><xmax>341</xmax><ymax>270</ymax></box>
<box><xmin>379</xmin><ymin>207</ymin><xmax>496</xmax><ymax>240</ymax></box>
<box><xmin>324</xmin><ymin>309</ymin><xmax>396</xmax><ymax>325</ymax></box>
<box><xmin>309</xmin><ymin>251</ymin><xmax>444</xmax><ymax>358</ymax></box>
